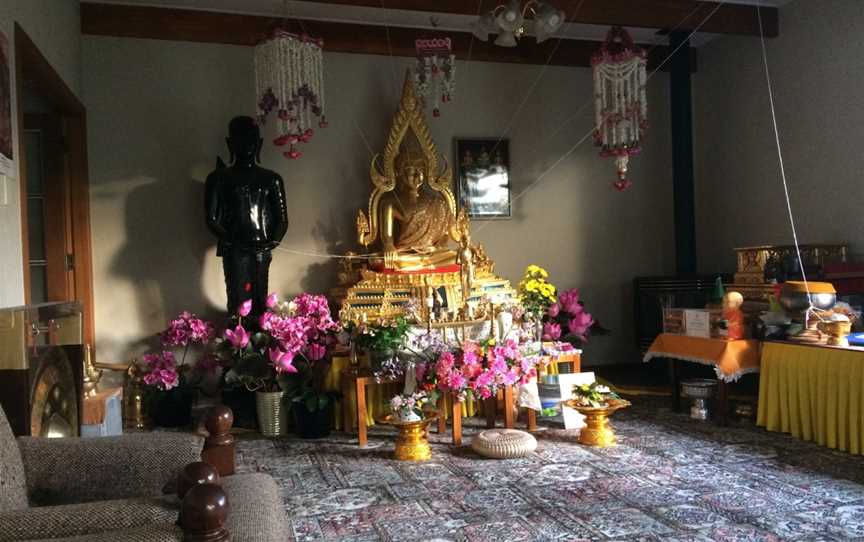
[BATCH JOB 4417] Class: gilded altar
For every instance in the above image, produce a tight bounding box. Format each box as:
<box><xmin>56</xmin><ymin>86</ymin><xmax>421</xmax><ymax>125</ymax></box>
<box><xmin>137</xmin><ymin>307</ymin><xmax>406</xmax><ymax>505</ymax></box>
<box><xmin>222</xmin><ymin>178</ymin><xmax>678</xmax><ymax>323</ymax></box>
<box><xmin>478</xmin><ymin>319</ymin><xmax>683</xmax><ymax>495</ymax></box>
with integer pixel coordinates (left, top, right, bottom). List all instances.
<box><xmin>339</xmin><ymin>72</ymin><xmax>515</xmax><ymax>323</ymax></box>
<box><xmin>728</xmin><ymin>244</ymin><xmax>847</xmax><ymax>308</ymax></box>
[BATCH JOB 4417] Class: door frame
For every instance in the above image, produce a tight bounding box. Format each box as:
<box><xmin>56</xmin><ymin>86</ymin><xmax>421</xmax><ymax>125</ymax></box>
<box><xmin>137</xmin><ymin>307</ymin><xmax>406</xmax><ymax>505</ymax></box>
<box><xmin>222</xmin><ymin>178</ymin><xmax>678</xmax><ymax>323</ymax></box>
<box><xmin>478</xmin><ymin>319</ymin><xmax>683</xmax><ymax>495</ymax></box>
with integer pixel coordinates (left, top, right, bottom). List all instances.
<box><xmin>15</xmin><ymin>23</ymin><xmax>95</xmax><ymax>348</ymax></box>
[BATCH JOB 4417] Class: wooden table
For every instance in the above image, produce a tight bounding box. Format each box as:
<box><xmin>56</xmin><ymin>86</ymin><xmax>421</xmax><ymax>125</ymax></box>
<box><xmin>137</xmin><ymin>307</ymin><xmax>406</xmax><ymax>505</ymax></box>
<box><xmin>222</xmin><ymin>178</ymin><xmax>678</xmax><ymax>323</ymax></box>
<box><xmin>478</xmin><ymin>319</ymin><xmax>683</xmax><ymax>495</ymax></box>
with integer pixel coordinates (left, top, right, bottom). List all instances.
<box><xmin>340</xmin><ymin>368</ymin><xmax>400</xmax><ymax>448</ymax></box>
<box><xmin>481</xmin><ymin>350</ymin><xmax>582</xmax><ymax>434</ymax></box>
<box><xmin>643</xmin><ymin>334</ymin><xmax>761</xmax><ymax>425</ymax></box>
<box><xmin>343</xmin><ymin>349</ymin><xmax>581</xmax><ymax>447</ymax></box>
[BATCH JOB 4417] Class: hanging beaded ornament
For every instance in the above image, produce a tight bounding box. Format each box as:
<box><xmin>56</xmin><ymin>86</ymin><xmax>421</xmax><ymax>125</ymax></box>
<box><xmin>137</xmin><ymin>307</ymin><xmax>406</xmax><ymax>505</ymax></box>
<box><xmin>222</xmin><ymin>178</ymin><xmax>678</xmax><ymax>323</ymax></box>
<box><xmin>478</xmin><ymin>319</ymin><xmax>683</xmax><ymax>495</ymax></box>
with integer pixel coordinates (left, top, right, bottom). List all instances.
<box><xmin>592</xmin><ymin>27</ymin><xmax>648</xmax><ymax>191</ymax></box>
<box><xmin>255</xmin><ymin>30</ymin><xmax>327</xmax><ymax>160</ymax></box>
<box><xmin>413</xmin><ymin>37</ymin><xmax>455</xmax><ymax>118</ymax></box>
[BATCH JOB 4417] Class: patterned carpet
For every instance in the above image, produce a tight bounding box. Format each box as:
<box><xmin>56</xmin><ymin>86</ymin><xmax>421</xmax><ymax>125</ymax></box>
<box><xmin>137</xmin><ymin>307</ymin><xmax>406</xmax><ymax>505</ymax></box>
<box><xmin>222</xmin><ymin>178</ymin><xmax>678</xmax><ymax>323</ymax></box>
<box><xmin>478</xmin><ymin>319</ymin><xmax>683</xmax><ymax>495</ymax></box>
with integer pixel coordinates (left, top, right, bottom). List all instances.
<box><xmin>235</xmin><ymin>399</ymin><xmax>864</xmax><ymax>541</ymax></box>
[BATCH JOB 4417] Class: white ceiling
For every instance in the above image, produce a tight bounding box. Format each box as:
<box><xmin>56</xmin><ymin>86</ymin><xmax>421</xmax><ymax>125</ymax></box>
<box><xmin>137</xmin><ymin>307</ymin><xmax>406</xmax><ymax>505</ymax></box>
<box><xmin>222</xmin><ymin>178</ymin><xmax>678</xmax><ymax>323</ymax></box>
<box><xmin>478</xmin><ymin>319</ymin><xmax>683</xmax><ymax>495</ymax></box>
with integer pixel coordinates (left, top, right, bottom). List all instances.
<box><xmin>83</xmin><ymin>0</ymin><xmax>793</xmax><ymax>47</ymax></box>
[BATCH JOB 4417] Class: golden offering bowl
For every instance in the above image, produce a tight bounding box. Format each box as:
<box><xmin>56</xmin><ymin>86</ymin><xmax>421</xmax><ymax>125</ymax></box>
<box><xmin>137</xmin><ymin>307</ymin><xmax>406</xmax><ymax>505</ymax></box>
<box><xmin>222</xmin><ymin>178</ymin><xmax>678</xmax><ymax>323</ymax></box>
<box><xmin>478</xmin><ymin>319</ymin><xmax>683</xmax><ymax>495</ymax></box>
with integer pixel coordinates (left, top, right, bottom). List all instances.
<box><xmin>562</xmin><ymin>399</ymin><xmax>631</xmax><ymax>448</ymax></box>
<box><xmin>379</xmin><ymin>413</ymin><xmax>439</xmax><ymax>461</ymax></box>
<box><xmin>817</xmin><ymin>320</ymin><xmax>852</xmax><ymax>346</ymax></box>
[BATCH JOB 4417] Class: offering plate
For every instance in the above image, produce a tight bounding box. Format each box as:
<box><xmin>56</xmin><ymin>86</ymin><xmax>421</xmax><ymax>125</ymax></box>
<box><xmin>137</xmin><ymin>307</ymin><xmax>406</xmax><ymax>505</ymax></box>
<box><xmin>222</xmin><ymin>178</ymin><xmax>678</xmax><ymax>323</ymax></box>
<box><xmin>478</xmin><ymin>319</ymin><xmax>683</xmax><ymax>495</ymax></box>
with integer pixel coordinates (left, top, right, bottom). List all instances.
<box><xmin>563</xmin><ymin>399</ymin><xmax>630</xmax><ymax>447</ymax></box>
<box><xmin>379</xmin><ymin>413</ymin><xmax>439</xmax><ymax>461</ymax></box>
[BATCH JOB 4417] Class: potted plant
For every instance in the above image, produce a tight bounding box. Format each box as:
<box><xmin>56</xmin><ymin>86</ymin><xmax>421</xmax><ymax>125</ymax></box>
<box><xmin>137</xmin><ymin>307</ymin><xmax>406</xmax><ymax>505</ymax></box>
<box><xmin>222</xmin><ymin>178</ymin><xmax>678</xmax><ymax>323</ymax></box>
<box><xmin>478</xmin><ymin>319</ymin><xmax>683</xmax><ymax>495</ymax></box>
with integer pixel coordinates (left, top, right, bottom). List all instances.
<box><xmin>346</xmin><ymin>316</ymin><xmax>411</xmax><ymax>371</ymax></box>
<box><xmin>218</xmin><ymin>293</ymin><xmax>340</xmax><ymax>438</ymax></box>
<box><xmin>138</xmin><ymin>311</ymin><xmax>217</xmax><ymax>427</ymax></box>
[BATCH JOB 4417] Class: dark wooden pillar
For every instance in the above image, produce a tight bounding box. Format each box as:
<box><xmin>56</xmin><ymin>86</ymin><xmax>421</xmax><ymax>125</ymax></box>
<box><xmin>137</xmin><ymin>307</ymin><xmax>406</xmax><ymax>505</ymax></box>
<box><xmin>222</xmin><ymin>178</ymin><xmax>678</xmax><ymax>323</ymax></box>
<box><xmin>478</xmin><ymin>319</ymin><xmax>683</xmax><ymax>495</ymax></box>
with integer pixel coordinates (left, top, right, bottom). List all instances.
<box><xmin>669</xmin><ymin>31</ymin><xmax>697</xmax><ymax>275</ymax></box>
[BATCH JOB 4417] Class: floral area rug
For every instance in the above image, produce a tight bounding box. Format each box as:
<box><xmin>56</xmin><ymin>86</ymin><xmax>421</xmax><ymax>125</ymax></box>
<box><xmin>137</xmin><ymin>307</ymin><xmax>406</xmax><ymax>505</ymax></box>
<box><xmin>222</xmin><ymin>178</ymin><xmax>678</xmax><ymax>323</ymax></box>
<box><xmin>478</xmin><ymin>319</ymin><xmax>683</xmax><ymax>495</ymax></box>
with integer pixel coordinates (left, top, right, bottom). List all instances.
<box><xmin>236</xmin><ymin>399</ymin><xmax>864</xmax><ymax>541</ymax></box>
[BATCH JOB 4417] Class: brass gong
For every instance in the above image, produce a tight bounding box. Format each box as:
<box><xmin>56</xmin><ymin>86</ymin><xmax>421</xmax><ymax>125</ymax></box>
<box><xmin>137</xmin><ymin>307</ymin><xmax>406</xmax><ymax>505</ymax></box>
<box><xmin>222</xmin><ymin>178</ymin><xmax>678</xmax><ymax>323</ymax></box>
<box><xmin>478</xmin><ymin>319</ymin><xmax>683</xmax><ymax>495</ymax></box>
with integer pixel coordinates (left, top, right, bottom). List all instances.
<box><xmin>30</xmin><ymin>348</ymin><xmax>79</xmax><ymax>437</ymax></box>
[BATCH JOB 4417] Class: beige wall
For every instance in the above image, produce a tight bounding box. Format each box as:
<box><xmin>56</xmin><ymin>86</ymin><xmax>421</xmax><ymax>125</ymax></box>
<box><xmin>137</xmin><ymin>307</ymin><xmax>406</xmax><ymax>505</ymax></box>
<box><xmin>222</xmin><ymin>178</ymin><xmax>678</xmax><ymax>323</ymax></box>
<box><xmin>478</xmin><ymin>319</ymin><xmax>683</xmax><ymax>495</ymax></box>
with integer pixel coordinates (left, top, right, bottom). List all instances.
<box><xmin>0</xmin><ymin>0</ymin><xmax>81</xmax><ymax>307</ymax></box>
<box><xmin>694</xmin><ymin>0</ymin><xmax>864</xmax><ymax>273</ymax></box>
<box><xmin>83</xmin><ymin>35</ymin><xmax>676</xmax><ymax>365</ymax></box>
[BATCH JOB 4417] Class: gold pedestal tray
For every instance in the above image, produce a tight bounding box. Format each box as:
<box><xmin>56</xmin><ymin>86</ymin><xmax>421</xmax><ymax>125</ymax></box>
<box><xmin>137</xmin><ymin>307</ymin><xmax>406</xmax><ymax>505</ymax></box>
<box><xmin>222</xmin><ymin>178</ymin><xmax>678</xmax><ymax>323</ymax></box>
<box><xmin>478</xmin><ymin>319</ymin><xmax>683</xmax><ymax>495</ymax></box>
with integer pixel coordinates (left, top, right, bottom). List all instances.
<box><xmin>379</xmin><ymin>413</ymin><xmax>439</xmax><ymax>461</ymax></box>
<box><xmin>563</xmin><ymin>399</ymin><xmax>631</xmax><ymax>448</ymax></box>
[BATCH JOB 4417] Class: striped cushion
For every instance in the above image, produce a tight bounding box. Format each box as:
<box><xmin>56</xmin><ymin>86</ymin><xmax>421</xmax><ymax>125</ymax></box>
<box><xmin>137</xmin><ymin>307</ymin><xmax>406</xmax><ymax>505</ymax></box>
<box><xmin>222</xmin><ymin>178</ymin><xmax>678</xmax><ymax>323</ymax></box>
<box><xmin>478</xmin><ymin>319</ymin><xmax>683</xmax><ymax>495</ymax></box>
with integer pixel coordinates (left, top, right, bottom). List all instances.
<box><xmin>0</xmin><ymin>496</ymin><xmax>178</xmax><ymax>541</ymax></box>
<box><xmin>471</xmin><ymin>429</ymin><xmax>538</xmax><ymax>459</ymax></box>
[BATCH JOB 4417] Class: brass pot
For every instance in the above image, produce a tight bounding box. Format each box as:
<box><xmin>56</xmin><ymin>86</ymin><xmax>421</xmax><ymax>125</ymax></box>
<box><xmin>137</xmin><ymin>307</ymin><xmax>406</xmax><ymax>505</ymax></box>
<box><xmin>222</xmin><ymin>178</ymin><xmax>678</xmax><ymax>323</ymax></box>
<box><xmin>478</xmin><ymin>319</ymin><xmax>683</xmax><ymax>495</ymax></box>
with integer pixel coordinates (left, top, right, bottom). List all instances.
<box><xmin>255</xmin><ymin>391</ymin><xmax>288</xmax><ymax>437</ymax></box>
<box><xmin>818</xmin><ymin>320</ymin><xmax>852</xmax><ymax>346</ymax></box>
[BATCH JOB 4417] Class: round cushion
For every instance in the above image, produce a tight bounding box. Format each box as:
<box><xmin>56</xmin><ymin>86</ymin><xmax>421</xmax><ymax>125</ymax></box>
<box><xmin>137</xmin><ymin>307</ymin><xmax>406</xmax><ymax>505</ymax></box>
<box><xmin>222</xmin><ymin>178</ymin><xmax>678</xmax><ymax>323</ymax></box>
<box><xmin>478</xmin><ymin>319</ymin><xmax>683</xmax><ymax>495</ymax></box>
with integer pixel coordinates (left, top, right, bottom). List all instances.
<box><xmin>471</xmin><ymin>429</ymin><xmax>537</xmax><ymax>459</ymax></box>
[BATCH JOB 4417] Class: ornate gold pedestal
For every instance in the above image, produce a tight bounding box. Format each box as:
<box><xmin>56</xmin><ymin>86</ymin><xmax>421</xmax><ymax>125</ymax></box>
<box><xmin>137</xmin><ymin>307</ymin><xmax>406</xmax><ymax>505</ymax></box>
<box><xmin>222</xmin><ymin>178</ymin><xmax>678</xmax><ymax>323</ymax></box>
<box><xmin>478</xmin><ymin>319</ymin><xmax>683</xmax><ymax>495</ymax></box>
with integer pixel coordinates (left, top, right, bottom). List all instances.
<box><xmin>337</xmin><ymin>71</ymin><xmax>515</xmax><ymax>324</ymax></box>
<box><xmin>564</xmin><ymin>400</ymin><xmax>630</xmax><ymax>448</ymax></box>
<box><xmin>380</xmin><ymin>414</ymin><xmax>438</xmax><ymax>461</ymax></box>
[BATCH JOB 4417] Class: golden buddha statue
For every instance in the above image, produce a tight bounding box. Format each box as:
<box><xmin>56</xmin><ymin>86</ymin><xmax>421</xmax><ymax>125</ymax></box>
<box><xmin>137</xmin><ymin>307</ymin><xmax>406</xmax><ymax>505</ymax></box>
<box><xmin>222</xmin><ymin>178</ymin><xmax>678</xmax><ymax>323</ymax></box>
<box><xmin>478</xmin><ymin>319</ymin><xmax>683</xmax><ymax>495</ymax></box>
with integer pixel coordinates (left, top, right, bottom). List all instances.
<box><xmin>340</xmin><ymin>71</ymin><xmax>514</xmax><ymax>324</ymax></box>
<box><xmin>375</xmin><ymin>142</ymin><xmax>457</xmax><ymax>271</ymax></box>
<box><xmin>356</xmin><ymin>72</ymin><xmax>462</xmax><ymax>273</ymax></box>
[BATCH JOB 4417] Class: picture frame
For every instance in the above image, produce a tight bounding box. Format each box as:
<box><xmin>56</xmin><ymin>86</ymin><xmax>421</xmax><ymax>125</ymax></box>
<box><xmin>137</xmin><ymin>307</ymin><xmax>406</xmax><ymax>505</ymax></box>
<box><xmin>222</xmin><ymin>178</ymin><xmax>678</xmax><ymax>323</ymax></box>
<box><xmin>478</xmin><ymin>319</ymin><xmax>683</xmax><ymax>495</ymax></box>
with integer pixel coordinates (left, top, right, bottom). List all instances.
<box><xmin>455</xmin><ymin>138</ymin><xmax>511</xmax><ymax>219</ymax></box>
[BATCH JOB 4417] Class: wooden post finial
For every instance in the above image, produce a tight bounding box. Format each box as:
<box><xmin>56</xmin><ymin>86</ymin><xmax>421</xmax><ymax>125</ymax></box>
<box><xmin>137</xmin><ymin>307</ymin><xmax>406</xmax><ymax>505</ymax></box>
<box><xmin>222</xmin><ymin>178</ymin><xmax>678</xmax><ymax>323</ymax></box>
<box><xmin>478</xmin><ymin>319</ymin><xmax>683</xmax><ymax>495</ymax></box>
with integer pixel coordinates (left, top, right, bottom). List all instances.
<box><xmin>181</xmin><ymin>483</ymin><xmax>230</xmax><ymax>542</ymax></box>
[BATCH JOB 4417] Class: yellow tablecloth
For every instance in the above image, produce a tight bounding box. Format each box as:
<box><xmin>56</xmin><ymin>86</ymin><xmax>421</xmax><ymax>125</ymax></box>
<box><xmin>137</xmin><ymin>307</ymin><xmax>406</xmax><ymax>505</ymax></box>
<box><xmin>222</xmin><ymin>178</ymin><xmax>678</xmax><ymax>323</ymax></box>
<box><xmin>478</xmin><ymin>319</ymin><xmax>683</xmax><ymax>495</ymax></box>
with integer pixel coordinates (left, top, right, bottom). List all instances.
<box><xmin>757</xmin><ymin>342</ymin><xmax>864</xmax><ymax>455</ymax></box>
<box><xmin>643</xmin><ymin>333</ymin><xmax>761</xmax><ymax>382</ymax></box>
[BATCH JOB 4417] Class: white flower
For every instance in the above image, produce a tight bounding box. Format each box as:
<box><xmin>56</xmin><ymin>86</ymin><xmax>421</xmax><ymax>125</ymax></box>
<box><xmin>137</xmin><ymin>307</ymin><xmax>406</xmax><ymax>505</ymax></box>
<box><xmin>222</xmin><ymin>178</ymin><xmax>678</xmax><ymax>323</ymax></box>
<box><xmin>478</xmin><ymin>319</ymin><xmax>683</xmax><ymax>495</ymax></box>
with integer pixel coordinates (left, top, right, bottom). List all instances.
<box><xmin>595</xmin><ymin>385</ymin><xmax>610</xmax><ymax>394</ymax></box>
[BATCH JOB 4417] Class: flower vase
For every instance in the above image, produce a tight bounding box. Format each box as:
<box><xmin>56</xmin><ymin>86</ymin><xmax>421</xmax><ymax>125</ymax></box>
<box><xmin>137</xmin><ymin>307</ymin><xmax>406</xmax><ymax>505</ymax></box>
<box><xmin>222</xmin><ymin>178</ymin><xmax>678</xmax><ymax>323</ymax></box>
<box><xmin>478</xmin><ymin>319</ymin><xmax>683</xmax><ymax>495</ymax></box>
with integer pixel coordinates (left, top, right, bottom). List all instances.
<box><xmin>397</xmin><ymin>410</ymin><xmax>422</xmax><ymax>423</ymax></box>
<box><xmin>534</xmin><ymin>319</ymin><xmax>544</xmax><ymax>342</ymax></box>
<box><xmin>293</xmin><ymin>398</ymin><xmax>333</xmax><ymax>439</ymax></box>
<box><xmin>255</xmin><ymin>390</ymin><xmax>288</xmax><ymax>437</ymax></box>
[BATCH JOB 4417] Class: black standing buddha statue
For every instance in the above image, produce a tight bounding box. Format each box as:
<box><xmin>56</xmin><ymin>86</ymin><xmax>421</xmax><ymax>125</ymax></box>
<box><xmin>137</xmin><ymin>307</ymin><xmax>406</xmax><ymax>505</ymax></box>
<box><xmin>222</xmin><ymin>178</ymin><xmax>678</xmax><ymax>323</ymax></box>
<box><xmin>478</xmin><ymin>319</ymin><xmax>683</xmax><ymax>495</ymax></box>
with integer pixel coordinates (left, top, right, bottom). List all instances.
<box><xmin>205</xmin><ymin>116</ymin><xmax>288</xmax><ymax>319</ymax></box>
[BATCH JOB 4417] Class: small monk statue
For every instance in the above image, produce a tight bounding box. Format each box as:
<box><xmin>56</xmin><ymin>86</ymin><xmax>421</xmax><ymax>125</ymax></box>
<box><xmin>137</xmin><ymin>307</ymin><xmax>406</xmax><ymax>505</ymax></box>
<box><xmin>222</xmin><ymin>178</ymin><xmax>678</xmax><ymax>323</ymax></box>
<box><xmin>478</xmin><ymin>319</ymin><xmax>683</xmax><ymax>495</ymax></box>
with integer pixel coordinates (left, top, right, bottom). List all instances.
<box><xmin>378</xmin><ymin>144</ymin><xmax>456</xmax><ymax>271</ymax></box>
<box><xmin>721</xmin><ymin>291</ymin><xmax>745</xmax><ymax>340</ymax></box>
<box><xmin>456</xmin><ymin>214</ymin><xmax>476</xmax><ymax>318</ymax></box>
<box><xmin>205</xmin><ymin>116</ymin><xmax>288</xmax><ymax>319</ymax></box>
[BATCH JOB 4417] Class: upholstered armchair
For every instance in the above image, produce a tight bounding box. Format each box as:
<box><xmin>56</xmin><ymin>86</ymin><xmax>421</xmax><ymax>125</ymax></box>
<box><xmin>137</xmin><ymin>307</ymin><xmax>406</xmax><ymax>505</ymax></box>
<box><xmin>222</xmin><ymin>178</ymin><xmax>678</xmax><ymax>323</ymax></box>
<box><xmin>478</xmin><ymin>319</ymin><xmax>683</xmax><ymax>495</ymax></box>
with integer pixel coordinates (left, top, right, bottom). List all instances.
<box><xmin>0</xmin><ymin>404</ymin><xmax>286</xmax><ymax>541</ymax></box>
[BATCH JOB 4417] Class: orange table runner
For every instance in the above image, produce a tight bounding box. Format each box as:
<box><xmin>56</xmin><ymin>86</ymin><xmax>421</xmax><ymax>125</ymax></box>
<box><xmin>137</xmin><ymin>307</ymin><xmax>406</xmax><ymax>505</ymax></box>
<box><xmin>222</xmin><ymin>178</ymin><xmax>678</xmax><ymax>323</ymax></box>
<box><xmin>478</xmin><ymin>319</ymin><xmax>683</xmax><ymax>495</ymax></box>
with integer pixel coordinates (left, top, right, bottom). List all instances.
<box><xmin>643</xmin><ymin>334</ymin><xmax>761</xmax><ymax>382</ymax></box>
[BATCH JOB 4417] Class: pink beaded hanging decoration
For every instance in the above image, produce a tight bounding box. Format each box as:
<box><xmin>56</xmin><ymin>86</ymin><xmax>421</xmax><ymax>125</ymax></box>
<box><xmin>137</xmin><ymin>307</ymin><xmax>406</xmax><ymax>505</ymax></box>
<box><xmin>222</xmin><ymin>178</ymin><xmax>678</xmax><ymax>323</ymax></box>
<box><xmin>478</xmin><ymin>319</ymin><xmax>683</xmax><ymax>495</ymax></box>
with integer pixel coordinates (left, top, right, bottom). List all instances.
<box><xmin>592</xmin><ymin>27</ymin><xmax>648</xmax><ymax>191</ymax></box>
<box><xmin>413</xmin><ymin>37</ymin><xmax>456</xmax><ymax>118</ymax></box>
<box><xmin>255</xmin><ymin>30</ymin><xmax>327</xmax><ymax>160</ymax></box>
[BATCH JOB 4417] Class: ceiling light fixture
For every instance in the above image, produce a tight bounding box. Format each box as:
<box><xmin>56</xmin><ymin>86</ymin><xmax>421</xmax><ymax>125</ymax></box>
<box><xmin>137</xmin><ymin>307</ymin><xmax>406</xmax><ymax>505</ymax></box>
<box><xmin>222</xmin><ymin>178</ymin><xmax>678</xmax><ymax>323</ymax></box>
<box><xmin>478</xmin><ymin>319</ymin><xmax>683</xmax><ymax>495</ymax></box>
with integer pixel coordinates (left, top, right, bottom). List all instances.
<box><xmin>471</xmin><ymin>0</ymin><xmax>565</xmax><ymax>47</ymax></box>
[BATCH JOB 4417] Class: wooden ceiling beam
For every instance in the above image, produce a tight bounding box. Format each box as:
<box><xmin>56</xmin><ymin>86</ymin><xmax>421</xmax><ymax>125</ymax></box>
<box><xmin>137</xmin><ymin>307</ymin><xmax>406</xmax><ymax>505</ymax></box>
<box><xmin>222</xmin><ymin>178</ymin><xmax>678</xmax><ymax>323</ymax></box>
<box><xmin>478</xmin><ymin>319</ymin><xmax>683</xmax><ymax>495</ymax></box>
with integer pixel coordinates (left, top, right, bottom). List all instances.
<box><xmin>307</xmin><ymin>0</ymin><xmax>779</xmax><ymax>38</ymax></box>
<box><xmin>80</xmin><ymin>3</ymin><xmax>696</xmax><ymax>71</ymax></box>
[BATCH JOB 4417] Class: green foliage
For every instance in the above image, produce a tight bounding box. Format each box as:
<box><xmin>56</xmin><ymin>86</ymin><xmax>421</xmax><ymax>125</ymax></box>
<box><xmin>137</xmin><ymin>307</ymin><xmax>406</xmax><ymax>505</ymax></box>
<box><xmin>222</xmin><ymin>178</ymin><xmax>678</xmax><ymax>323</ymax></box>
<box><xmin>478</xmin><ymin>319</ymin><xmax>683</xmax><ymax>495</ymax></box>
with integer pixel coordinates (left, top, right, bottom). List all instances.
<box><xmin>277</xmin><ymin>367</ymin><xmax>339</xmax><ymax>413</ymax></box>
<box><xmin>571</xmin><ymin>381</ymin><xmax>621</xmax><ymax>408</ymax></box>
<box><xmin>348</xmin><ymin>316</ymin><xmax>411</xmax><ymax>353</ymax></box>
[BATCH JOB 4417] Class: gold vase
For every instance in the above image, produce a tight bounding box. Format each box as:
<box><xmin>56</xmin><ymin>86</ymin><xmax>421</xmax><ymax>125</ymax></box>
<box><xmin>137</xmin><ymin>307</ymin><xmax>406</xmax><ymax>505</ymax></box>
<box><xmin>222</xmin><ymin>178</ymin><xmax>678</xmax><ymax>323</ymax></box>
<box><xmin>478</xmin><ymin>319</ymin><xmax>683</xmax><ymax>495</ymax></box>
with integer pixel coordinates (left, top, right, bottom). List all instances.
<box><xmin>381</xmin><ymin>414</ymin><xmax>437</xmax><ymax>461</ymax></box>
<box><xmin>563</xmin><ymin>400</ymin><xmax>630</xmax><ymax>448</ymax></box>
<box><xmin>818</xmin><ymin>320</ymin><xmax>852</xmax><ymax>346</ymax></box>
<box><xmin>255</xmin><ymin>391</ymin><xmax>288</xmax><ymax>437</ymax></box>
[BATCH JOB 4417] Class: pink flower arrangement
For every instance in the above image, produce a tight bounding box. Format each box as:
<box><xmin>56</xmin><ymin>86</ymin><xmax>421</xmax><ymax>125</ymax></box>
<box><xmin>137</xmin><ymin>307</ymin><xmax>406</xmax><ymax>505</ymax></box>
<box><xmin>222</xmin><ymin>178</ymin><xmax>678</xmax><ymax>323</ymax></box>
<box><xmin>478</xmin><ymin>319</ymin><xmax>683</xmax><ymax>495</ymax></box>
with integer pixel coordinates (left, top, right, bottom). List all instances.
<box><xmin>160</xmin><ymin>311</ymin><xmax>215</xmax><ymax>347</ymax></box>
<box><xmin>427</xmin><ymin>339</ymin><xmax>540</xmax><ymax>402</ymax></box>
<box><xmin>140</xmin><ymin>351</ymin><xmax>180</xmax><ymax>391</ymax></box>
<box><xmin>257</xmin><ymin>292</ymin><xmax>339</xmax><ymax>374</ymax></box>
<box><xmin>543</xmin><ymin>287</ymin><xmax>599</xmax><ymax>345</ymax></box>
<box><xmin>140</xmin><ymin>312</ymin><xmax>218</xmax><ymax>395</ymax></box>
<box><xmin>219</xmin><ymin>292</ymin><xmax>340</xmax><ymax>394</ymax></box>
<box><xmin>542</xmin><ymin>322</ymin><xmax>562</xmax><ymax>341</ymax></box>
<box><xmin>224</xmin><ymin>324</ymin><xmax>251</xmax><ymax>349</ymax></box>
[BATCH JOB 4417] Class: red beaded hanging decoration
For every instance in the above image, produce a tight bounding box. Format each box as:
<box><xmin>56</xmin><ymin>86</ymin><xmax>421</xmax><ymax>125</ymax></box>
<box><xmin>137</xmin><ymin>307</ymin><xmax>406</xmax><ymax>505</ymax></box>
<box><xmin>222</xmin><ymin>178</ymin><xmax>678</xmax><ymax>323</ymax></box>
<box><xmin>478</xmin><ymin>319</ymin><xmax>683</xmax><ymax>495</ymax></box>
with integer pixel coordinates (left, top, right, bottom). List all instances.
<box><xmin>255</xmin><ymin>30</ymin><xmax>328</xmax><ymax>160</ymax></box>
<box><xmin>592</xmin><ymin>27</ymin><xmax>648</xmax><ymax>191</ymax></box>
<box><xmin>413</xmin><ymin>37</ymin><xmax>456</xmax><ymax>117</ymax></box>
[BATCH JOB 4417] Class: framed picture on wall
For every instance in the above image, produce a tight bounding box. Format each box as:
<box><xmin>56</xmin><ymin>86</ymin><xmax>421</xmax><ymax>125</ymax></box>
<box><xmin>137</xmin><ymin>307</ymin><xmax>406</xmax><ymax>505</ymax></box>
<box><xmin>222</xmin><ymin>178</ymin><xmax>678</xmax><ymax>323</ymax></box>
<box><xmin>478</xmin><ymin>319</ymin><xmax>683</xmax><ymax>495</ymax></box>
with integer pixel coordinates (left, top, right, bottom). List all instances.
<box><xmin>455</xmin><ymin>138</ymin><xmax>511</xmax><ymax>219</ymax></box>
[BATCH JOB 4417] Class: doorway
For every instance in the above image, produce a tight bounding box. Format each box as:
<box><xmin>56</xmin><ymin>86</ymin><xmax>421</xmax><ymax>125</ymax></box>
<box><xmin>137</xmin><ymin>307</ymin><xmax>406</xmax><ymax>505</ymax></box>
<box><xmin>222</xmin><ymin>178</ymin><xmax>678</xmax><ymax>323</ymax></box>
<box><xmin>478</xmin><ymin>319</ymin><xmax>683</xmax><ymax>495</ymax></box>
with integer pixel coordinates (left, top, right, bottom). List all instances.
<box><xmin>15</xmin><ymin>24</ymin><xmax>94</xmax><ymax>346</ymax></box>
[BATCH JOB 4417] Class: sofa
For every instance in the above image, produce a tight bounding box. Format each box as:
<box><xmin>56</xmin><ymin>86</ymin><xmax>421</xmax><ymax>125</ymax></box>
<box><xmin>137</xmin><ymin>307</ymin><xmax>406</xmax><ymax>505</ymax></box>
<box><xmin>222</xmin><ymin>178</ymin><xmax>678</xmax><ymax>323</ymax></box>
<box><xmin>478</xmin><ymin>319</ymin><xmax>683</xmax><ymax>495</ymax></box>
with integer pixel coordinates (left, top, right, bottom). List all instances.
<box><xmin>0</xmin><ymin>404</ymin><xmax>287</xmax><ymax>541</ymax></box>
